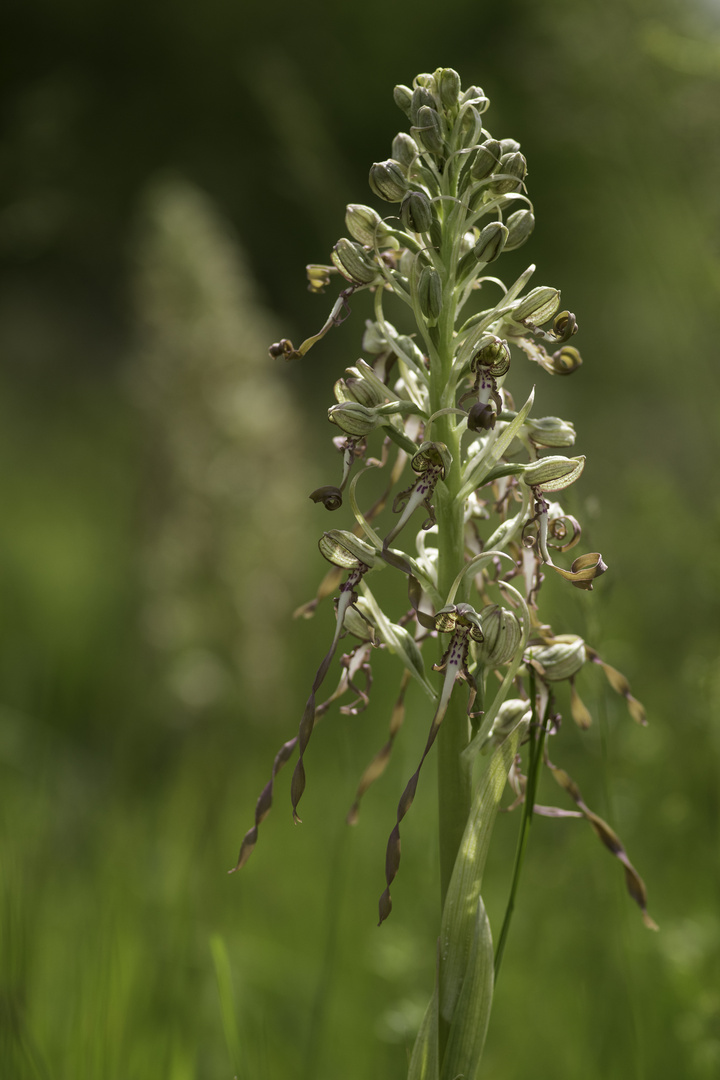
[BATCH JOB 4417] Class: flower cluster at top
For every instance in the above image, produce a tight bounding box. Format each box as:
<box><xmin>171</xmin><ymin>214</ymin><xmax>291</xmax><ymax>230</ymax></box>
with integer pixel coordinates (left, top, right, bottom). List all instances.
<box><xmin>239</xmin><ymin>68</ymin><xmax>652</xmax><ymax>929</ymax></box>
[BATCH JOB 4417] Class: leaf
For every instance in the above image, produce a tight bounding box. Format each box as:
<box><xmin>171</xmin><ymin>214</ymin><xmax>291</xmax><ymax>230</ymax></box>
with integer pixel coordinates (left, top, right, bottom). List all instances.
<box><xmin>408</xmin><ymin>985</ymin><xmax>440</xmax><ymax>1080</ymax></box>
<box><xmin>440</xmin><ymin>899</ymin><xmax>494</xmax><ymax>1080</ymax></box>
<box><xmin>440</xmin><ymin>724</ymin><xmax>521</xmax><ymax>1021</ymax></box>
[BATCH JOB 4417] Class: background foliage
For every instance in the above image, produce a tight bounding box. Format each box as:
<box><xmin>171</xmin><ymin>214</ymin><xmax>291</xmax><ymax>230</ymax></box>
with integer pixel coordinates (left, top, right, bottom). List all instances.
<box><xmin>1</xmin><ymin>0</ymin><xmax>719</xmax><ymax>1076</ymax></box>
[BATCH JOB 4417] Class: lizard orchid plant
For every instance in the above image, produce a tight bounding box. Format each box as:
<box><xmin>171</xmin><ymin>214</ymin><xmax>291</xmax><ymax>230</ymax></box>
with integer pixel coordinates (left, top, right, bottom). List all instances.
<box><xmin>233</xmin><ymin>68</ymin><xmax>654</xmax><ymax>1078</ymax></box>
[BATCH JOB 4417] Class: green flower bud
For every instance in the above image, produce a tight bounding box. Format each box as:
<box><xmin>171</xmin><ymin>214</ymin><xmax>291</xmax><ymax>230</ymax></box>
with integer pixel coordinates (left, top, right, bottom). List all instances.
<box><xmin>328</xmin><ymin>401</ymin><xmax>382</xmax><ymax>437</ymax></box>
<box><xmin>499</xmin><ymin>138</ymin><xmax>521</xmax><ymax>154</ymax></box>
<box><xmin>319</xmin><ymin>530</ymin><xmax>377</xmax><ymax>569</ymax></box>
<box><xmin>525</xmin><ymin>635</ymin><xmax>587</xmax><ymax>681</ymax></box>
<box><xmin>522</xmin><ymin>455</ymin><xmax>585</xmax><ymax>492</ymax></box>
<box><xmin>331</xmin><ymin>238</ymin><xmax>382</xmax><ymax>285</ymax></box>
<box><xmin>438</xmin><ymin>68</ymin><xmax>461</xmax><ymax>109</ymax></box>
<box><xmin>504</xmin><ymin>209</ymin><xmax>535</xmax><ymax>252</ymax></box>
<box><xmin>484</xmin><ymin>698</ymin><xmax>532</xmax><ymax>750</ymax></box>
<box><xmin>345</xmin><ymin>204</ymin><xmax>397</xmax><ymax>249</ymax></box>
<box><xmin>334</xmin><ymin>366</ymin><xmax>386</xmax><ymax>408</ymax></box>
<box><xmin>460</xmin><ymin>85</ymin><xmax>489</xmax><ymax>112</ymax></box>
<box><xmin>471</xmin><ymin>139</ymin><xmax>501</xmax><ymax>180</ymax></box>
<box><xmin>401</xmin><ymin>191</ymin><xmax>433</xmax><ymax>233</ymax></box>
<box><xmin>393</xmin><ymin>84</ymin><xmax>414</xmax><ymax>118</ymax></box>
<box><xmin>417</xmin><ymin>265</ymin><xmax>443</xmax><ymax>324</ymax></box>
<box><xmin>412</xmin><ymin>105</ymin><xmax>445</xmax><ymax>155</ymax></box>
<box><xmin>410</xmin><ymin>86</ymin><xmax>436</xmax><ymax>125</ymax></box>
<box><xmin>513</xmin><ymin>286</ymin><xmax>561</xmax><ymax>326</ymax></box>
<box><xmin>474</xmin><ymin>221</ymin><xmax>509</xmax><ymax>264</ymax></box>
<box><xmin>369</xmin><ymin>160</ymin><xmax>408</xmax><ymax>203</ymax></box>
<box><xmin>392</xmin><ymin>132</ymin><xmax>419</xmax><ymax>168</ymax></box>
<box><xmin>525</xmin><ymin>416</ymin><xmax>576</xmax><ymax>448</ymax></box>
<box><xmin>475</xmin><ymin>604</ymin><xmax>523</xmax><ymax>666</ymax></box>
<box><xmin>393</xmin><ymin>334</ymin><xmax>426</xmax><ymax>367</ymax></box>
<box><xmin>493</xmin><ymin>151</ymin><xmax>528</xmax><ymax>194</ymax></box>
<box><xmin>362</xmin><ymin>319</ymin><xmax>397</xmax><ymax>354</ymax></box>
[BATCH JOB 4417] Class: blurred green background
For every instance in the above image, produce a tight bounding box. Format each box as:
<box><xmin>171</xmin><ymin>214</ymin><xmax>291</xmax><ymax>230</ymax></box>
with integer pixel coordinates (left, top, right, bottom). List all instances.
<box><xmin>1</xmin><ymin>0</ymin><xmax>719</xmax><ymax>1077</ymax></box>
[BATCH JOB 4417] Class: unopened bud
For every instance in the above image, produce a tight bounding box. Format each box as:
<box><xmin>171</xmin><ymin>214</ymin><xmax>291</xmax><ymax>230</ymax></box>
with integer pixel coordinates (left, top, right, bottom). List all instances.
<box><xmin>417</xmin><ymin>265</ymin><xmax>443</xmax><ymax>324</ymax></box>
<box><xmin>410</xmin><ymin>86</ymin><xmax>436</xmax><ymax>125</ymax></box>
<box><xmin>499</xmin><ymin>138</ymin><xmax>521</xmax><ymax>154</ymax></box>
<box><xmin>392</xmin><ymin>132</ymin><xmax>418</xmax><ymax>168</ymax></box>
<box><xmin>522</xmin><ymin>455</ymin><xmax>585</xmax><ymax>492</ymax></box>
<box><xmin>525</xmin><ymin>416</ymin><xmax>576</xmax><ymax>448</ymax></box>
<box><xmin>493</xmin><ymin>151</ymin><xmax>528</xmax><ymax>194</ymax></box>
<box><xmin>504</xmin><ymin>209</ymin><xmax>535</xmax><ymax>251</ymax></box>
<box><xmin>401</xmin><ymin>191</ymin><xmax>433</xmax><ymax>234</ymax></box>
<box><xmin>475</xmin><ymin>604</ymin><xmax>523</xmax><ymax>666</ymax></box>
<box><xmin>460</xmin><ymin>85</ymin><xmax>489</xmax><ymax>112</ymax></box>
<box><xmin>526</xmin><ymin>635</ymin><xmax>587</xmax><ymax>681</ymax></box>
<box><xmin>438</xmin><ymin>68</ymin><xmax>461</xmax><ymax>109</ymax></box>
<box><xmin>319</xmin><ymin>530</ymin><xmax>376</xmax><ymax>570</ymax></box>
<box><xmin>393</xmin><ymin>85</ymin><xmax>414</xmax><ymax>119</ymax></box>
<box><xmin>345</xmin><ymin>205</ymin><xmax>396</xmax><ymax>249</ymax></box>
<box><xmin>474</xmin><ymin>221</ymin><xmax>508</xmax><ymax>264</ymax></box>
<box><xmin>513</xmin><ymin>286</ymin><xmax>561</xmax><ymax>326</ymax></box>
<box><xmin>331</xmin><ymin>237</ymin><xmax>382</xmax><ymax>285</ymax></box>
<box><xmin>412</xmin><ymin>105</ymin><xmax>445</xmax><ymax>154</ymax></box>
<box><xmin>483</xmin><ymin>698</ymin><xmax>532</xmax><ymax>750</ymax></box>
<box><xmin>369</xmin><ymin>160</ymin><xmax>408</xmax><ymax>203</ymax></box>
<box><xmin>327</xmin><ymin>401</ymin><xmax>382</xmax><ymax>437</ymax></box>
<box><xmin>471</xmin><ymin>139</ymin><xmax>501</xmax><ymax>180</ymax></box>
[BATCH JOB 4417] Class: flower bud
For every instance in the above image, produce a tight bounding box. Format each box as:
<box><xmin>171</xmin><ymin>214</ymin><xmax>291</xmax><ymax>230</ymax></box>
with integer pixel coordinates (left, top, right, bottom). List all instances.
<box><xmin>369</xmin><ymin>160</ymin><xmax>408</xmax><ymax>203</ymax></box>
<box><xmin>393</xmin><ymin>84</ymin><xmax>413</xmax><ymax>118</ymax></box>
<box><xmin>412</xmin><ymin>106</ymin><xmax>446</xmax><ymax>155</ymax></box>
<box><xmin>484</xmin><ymin>698</ymin><xmax>532</xmax><ymax>750</ymax></box>
<box><xmin>319</xmin><ymin>529</ymin><xmax>377</xmax><ymax>570</ymax></box>
<box><xmin>327</xmin><ymin>401</ymin><xmax>382</xmax><ymax>437</ymax></box>
<box><xmin>438</xmin><ymin>68</ymin><xmax>461</xmax><ymax>109</ymax></box>
<box><xmin>343</xmin><ymin>364</ymin><xmax>387</xmax><ymax>407</ymax></box>
<box><xmin>522</xmin><ymin>455</ymin><xmax>585</xmax><ymax>493</ymax></box>
<box><xmin>331</xmin><ymin>238</ymin><xmax>382</xmax><ymax>285</ymax></box>
<box><xmin>471</xmin><ymin>139</ymin><xmax>501</xmax><ymax>180</ymax></box>
<box><xmin>309</xmin><ymin>486</ymin><xmax>343</xmax><ymax>511</ymax></box>
<box><xmin>475</xmin><ymin>604</ymin><xmax>523</xmax><ymax>666</ymax></box>
<box><xmin>391</xmin><ymin>132</ymin><xmax>418</xmax><ymax>168</ymax></box>
<box><xmin>393</xmin><ymin>335</ymin><xmax>426</xmax><ymax>367</ymax></box>
<box><xmin>410</xmin><ymin>86</ymin><xmax>436</xmax><ymax>125</ymax></box>
<box><xmin>474</xmin><ymin>221</ymin><xmax>508</xmax><ymax>264</ymax></box>
<box><xmin>417</xmin><ymin>265</ymin><xmax>443</xmax><ymax>324</ymax></box>
<box><xmin>492</xmin><ymin>151</ymin><xmax>528</xmax><ymax>194</ymax></box>
<box><xmin>460</xmin><ymin>85</ymin><xmax>489</xmax><ymax>112</ymax></box>
<box><xmin>401</xmin><ymin>191</ymin><xmax>433</xmax><ymax>234</ymax></box>
<box><xmin>504</xmin><ymin>209</ymin><xmax>535</xmax><ymax>252</ymax></box>
<box><xmin>525</xmin><ymin>635</ymin><xmax>587</xmax><ymax>681</ymax></box>
<box><xmin>513</xmin><ymin>286</ymin><xmax>561</xmax><ymax>326</ymax></box>
<box><xmin>525</xmin><ymin>416</ymin><xmax>576</xmax><ymax>448</ymax></box>
<box><xmin>345</xmin><ymin>204</ymin><xmax>396</xmax><ymax>249</ymax></box>
<box><xmin>499</xmin><ymin>138</ymin><xmax>521</xmax><ymax>154</ymax></box>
